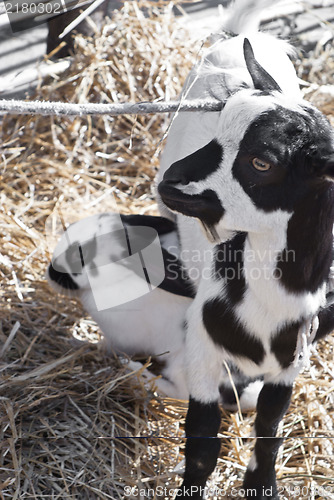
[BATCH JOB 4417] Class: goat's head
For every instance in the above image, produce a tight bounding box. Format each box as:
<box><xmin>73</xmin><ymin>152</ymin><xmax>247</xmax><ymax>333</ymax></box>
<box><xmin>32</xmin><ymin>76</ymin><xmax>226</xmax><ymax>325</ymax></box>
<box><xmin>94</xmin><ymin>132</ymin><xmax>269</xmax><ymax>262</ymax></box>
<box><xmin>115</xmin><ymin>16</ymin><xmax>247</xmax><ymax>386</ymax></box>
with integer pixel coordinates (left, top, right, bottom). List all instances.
<box><xmin>48</xmin><ymin>214</ymin><xmax>166</xmax><ymax>304</ymax></box>
<box><xmin>158</xmin><ymin>39</ymin><xmax>334</xmax><ymax>242</ymax></box>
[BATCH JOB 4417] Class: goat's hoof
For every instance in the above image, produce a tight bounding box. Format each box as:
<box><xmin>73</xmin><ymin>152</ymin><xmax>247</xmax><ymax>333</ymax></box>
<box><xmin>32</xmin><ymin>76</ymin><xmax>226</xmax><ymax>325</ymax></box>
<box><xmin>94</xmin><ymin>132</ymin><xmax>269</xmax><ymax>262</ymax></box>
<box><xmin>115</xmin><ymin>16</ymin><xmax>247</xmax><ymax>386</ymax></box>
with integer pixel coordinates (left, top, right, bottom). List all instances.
<box><xmin>243</xmin><ymin>470</ymin><xmax>279</xmax><ymax>499</ymax></box>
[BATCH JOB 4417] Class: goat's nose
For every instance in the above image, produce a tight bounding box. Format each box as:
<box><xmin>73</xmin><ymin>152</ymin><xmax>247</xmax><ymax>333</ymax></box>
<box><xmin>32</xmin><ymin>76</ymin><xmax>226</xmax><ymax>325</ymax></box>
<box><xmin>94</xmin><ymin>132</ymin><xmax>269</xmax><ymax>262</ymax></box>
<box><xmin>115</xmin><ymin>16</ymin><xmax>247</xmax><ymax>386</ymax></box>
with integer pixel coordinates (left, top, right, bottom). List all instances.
<box><xmin>162</xmin><ymin>160</ymin><xmax>189</xmax><ymax>185</ymax></box>
<box><xmin>161</xmin><ymin>140</ymin><xmax>223</xmax><ymax>186</ymax></box>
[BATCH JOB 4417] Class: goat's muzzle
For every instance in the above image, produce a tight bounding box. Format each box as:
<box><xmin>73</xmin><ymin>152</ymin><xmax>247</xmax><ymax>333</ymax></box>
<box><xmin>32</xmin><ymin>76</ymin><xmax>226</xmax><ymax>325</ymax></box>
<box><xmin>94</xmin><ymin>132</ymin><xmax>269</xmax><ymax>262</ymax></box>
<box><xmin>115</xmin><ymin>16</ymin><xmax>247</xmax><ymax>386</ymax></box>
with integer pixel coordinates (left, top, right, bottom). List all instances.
<box><xmin>158</xmin><ymin>179</ymin><xmax>201</xmax><ymax>215</ymax></box>
<box><xmin>158</xmin><ymin>179</ymin><xmax>225</xmax><ymax>228</ymax></box>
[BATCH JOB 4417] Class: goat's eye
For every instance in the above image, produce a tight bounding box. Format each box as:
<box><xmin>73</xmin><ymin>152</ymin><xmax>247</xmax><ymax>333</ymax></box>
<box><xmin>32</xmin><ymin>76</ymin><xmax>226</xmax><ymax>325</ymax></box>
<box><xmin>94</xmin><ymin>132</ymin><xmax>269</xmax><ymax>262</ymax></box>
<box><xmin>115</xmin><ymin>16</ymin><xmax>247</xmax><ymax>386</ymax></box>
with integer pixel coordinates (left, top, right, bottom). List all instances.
<box><xmin>251</xmin><ymin>158</ymin><xmax>272</xmax><ymax>171</ymax></box>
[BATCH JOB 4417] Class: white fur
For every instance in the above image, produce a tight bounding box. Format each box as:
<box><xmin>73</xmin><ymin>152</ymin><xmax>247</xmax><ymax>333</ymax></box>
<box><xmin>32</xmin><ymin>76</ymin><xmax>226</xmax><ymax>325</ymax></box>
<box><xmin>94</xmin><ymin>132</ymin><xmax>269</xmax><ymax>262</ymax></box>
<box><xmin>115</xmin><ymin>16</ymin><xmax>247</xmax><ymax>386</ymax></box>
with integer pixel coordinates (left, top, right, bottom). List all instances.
<box><xmin>239</xmin><ymin>380</ymin><xmax>264</xmax><ymax>412</ymax></box>
<box><xmin>184</xmin><ymin>296</ymin><xmax>226</xmax><ymax>402</ymax></box>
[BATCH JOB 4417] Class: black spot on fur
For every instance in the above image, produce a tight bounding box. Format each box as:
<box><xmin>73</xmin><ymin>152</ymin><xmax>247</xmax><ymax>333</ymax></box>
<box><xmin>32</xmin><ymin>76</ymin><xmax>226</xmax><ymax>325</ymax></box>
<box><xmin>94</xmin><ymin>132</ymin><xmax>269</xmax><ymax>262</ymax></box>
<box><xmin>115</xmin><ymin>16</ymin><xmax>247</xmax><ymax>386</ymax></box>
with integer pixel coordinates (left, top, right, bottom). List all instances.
<box><xmin>65</xmin><ymin>238</ymin><xmax>98</xmax><ymax>273</ymax></box>
<box><xmin>213</xmin><ymin>232</ymin><xmax>247</xmax><ymax>304</ymax></box>
<box><xmin>276</xmin><ymin>185</ymin><xmax>334</xmax><ymax>293</ymax></box>
<box><xmin>219</xmin><ymin>365</ymin><xmax>262</xmax><ymax>409</ymax></box>
<box><xmin>202</xmin><ymin>297</ymin><xmax>265</xmax><ymax>365</ymax></box>
<box><xmin>270</xmin><ymin>321</ymin><xmax>301</xmax><ymax>369</ymax></box>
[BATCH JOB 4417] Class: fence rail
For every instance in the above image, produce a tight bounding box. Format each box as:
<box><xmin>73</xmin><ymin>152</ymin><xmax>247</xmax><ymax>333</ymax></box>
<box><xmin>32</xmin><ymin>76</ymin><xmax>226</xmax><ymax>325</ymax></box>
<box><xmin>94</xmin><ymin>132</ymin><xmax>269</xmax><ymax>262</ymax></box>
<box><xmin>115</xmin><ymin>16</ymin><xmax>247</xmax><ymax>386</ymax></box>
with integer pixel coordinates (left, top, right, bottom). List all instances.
<box><xmin>0</xmin><ymin>98</ymin><xmax>224</xmax><ymax>116</ymax></box>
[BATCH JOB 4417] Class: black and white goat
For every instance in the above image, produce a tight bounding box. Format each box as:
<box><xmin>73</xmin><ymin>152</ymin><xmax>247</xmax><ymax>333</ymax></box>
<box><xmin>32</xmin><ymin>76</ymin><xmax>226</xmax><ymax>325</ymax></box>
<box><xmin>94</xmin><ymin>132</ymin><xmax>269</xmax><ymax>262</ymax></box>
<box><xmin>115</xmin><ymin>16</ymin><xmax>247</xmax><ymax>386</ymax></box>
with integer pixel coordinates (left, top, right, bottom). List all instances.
<box><xmin>48</xmin><ymin>212</ymin><xmax>191</xmax><ymax>399</ymax></box>
<box><xmin>156</xmin><ymin>4</ymin><xmax>334</xmax><ymax>500</ymax></box>
<box><xmin>48</xmin><ymin>212</ymin><xmax>262</xmax><ymax>408</ymax></box>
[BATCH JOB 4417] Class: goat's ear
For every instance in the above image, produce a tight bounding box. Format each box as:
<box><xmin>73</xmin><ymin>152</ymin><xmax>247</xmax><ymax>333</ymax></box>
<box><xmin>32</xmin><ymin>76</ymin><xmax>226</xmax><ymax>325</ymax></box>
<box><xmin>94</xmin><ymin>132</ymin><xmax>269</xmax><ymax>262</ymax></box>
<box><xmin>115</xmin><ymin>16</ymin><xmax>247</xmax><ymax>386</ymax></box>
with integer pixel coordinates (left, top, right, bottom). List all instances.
<box><xmin>243</xmin><ymin>38</ymin><xmax>282</xmax><ymax>93</ymax></box>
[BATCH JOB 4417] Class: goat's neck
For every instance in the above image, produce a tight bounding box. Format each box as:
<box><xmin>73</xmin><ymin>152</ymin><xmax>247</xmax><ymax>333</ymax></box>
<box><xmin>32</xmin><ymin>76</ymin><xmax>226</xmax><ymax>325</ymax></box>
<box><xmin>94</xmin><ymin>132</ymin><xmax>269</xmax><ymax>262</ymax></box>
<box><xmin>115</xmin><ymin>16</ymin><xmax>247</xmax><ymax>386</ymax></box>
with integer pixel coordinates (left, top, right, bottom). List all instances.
<box><xmin>246</xmin><ymin>228</ymin><xmax>287</xmax><ymax>264</ymax></box>
<box><xmin>244</xmin><ymin>228</ymin><xmax>289</xmax><ymax>298</ymax></box>
<box><xmin>230</xmin><ymin>223</ymin><xmax>326</xmax><ymax>329</ymax></box>
<box><xmin>242</xmin><ymin>186</ymin><xmax>334</xmax><ymax>296</ymax></box>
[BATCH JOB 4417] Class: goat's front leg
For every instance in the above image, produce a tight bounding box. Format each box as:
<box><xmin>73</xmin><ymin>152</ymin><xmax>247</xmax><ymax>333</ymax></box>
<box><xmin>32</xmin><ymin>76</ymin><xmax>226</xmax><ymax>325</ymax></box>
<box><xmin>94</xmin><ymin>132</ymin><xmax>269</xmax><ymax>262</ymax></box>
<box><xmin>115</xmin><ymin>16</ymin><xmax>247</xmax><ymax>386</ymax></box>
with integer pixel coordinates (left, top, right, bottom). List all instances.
<box><xmin>179</xmin><ymin>398</ymin><xmax>221</xmax><ymax>499</ymax></box>
<box><xmin>177</xmin><ymin>316</ymin><xmax>224</xmax><ymax>499</ymax></box>
<box><xmin>243</xmin><ymin>382</ymin><xmax>293</xmax><ymax>499</ymax></box>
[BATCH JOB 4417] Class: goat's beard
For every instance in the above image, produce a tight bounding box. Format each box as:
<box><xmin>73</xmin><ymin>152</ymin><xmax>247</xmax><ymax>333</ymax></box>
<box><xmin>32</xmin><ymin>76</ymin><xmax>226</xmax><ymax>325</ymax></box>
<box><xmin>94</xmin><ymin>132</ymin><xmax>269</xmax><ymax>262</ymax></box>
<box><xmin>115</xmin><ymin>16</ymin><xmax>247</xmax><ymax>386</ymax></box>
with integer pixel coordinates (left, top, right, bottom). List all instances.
<box><xmin>201</xmin><ymin>222</ymin><xmax>219</xmax><ymax>243</ymax></box>
<box><xmin>200</xmin><ymin>221</ymin><xmax>235</xmax><ymax>244</ymax></box>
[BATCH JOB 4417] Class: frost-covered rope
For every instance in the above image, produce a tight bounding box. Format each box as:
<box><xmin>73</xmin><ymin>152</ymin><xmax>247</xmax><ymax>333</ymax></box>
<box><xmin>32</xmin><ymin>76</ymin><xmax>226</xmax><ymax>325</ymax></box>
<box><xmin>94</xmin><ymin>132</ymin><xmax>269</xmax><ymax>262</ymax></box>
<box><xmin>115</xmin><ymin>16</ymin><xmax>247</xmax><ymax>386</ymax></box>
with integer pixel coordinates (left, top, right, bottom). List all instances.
<box><xmin>0</xmin><ymin>98</ymin><xmax>224</xmax><ymax>117</ymax></box>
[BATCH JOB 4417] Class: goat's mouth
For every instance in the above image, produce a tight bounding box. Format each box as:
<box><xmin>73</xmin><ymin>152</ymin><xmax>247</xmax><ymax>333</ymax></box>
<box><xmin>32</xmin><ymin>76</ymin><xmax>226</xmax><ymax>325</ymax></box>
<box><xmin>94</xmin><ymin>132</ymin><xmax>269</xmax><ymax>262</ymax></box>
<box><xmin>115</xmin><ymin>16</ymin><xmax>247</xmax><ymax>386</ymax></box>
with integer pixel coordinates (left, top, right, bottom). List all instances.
<box><xmin>158</xmin><ymin>181</ymin><xmax>225</xmax><ymax>242</ymax></box>
<box><xmin>158</xmin><ymin>181</ymin><xmax>204</xmax><ymax>217</ymax></box>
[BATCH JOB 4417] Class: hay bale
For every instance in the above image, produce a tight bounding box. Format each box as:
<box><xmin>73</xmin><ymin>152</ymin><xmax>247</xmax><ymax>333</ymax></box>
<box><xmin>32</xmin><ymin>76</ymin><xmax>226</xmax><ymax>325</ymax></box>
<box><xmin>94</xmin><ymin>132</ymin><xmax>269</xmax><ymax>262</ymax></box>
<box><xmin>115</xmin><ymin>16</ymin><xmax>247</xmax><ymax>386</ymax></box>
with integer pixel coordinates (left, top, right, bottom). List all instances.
<box><xmin>0</xmin><ymin>2</ymin><xmax>333</xmax><ymax>498</ymax></box>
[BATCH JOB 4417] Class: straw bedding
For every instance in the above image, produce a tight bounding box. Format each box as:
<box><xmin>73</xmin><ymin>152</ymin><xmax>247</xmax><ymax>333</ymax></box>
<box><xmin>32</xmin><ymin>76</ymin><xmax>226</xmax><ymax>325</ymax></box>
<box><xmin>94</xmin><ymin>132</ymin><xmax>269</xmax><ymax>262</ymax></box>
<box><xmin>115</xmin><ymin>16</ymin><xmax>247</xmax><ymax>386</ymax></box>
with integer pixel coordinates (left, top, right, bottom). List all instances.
<box><xmin>0</xmin><ymin>2</ymin><xmax>333</xmax><ymax>498</ymax></box>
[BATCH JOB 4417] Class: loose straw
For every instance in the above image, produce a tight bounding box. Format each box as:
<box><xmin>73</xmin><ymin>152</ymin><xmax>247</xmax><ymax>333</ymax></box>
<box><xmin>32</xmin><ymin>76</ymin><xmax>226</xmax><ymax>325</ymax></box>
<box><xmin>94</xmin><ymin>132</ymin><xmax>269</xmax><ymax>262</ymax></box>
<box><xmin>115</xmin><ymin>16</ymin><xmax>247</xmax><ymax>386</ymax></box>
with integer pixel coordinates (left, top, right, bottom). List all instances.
<box><xmin>59</xmin><ymin>0</ymin><xmax>107</xmax><ymax>39</ymax></box>
<box><xmin>0</xmin><ymin>98</ymin><xmax>224</xmax><ymax>116</ymax></box>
